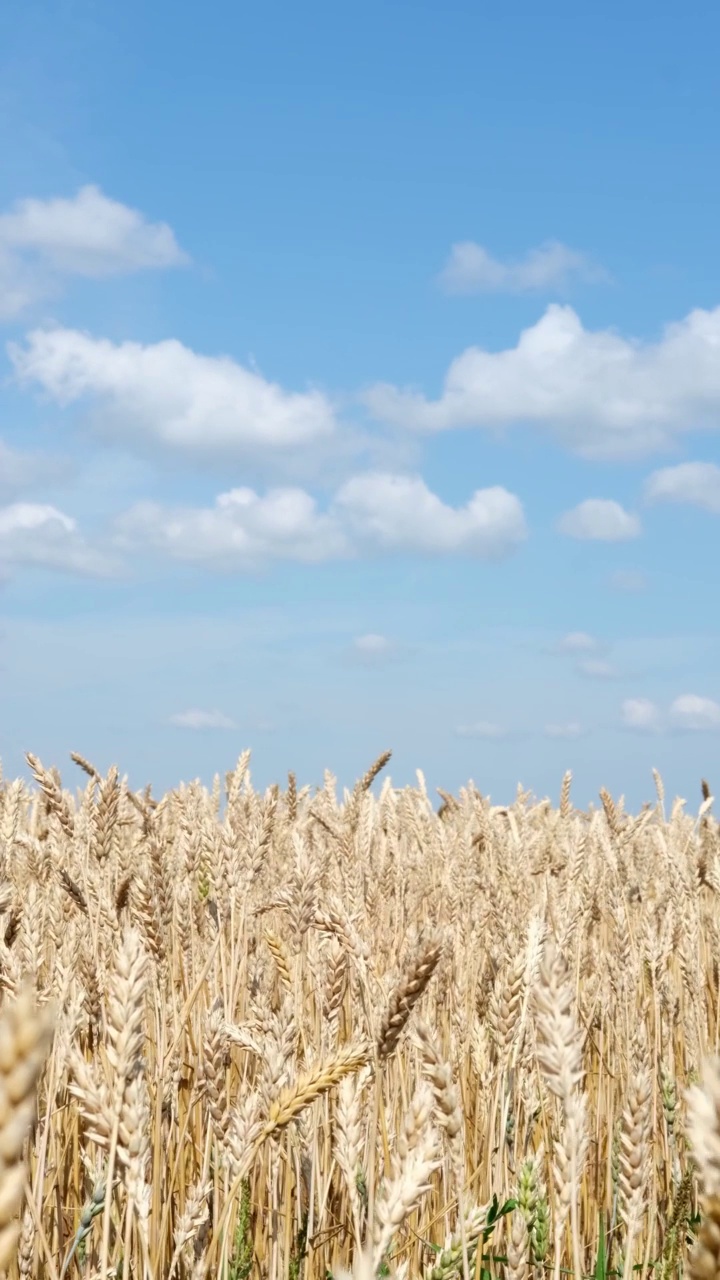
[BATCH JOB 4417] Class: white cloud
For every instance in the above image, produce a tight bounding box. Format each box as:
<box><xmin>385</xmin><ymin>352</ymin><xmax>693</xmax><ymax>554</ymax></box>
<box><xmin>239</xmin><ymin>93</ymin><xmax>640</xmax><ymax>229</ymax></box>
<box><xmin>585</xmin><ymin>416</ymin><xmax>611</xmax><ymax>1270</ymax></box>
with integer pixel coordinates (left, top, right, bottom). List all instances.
<box><xmin>364</xmin><ymin>303</ymin><xmax>720</xmax><ymax>459</ymax></box>
<box><xmin>621</xmin><ymin>694</ymin><xmax>720</xmax><ymax>734</ymax></box>
<box><xmin>545</xmin><ymin>721</ymin><xmax>584</xmax><ymax>739</ymax></box>
<box><xmin>644</xmin><ymin>461</ymin><xmax>720</xmax><ymax>514</ymax></box>
<box><xmin>115</xmin><ymin>474</ymin><xmax>526</xmax><ymax>568</ymax></box>
<box><xmin>621</xmin><ymin>698</ymin><xmax>661</xmax><ymax>733</ymax></box>
<box><xmin>116</xmin><ymin>487</ymin><xmax>346</xmax><ymax>568</ymax></box>
<box><xmin>557</xmin><ymin>499</ymin><xmax>641</xmax><ymax>542</ymax></box>
<box><xmin>0</xmin><ymin>185</ymin><xmax>187</xmax><ymax>318</ymax></box>
<box><xmin>558</xmin><ymin>631</ymin><xmax>600</xmax><ymax>653</ymax></box>
<box><xmin>0</xmin><ymin>185</ymin><xmax>187</xmax><ymax>275</ymax></box>
<box><xmin>438</xmin><ymin>240</ymin><xmax>606</xmax><ymax>295</ymax></box>
<box><xmin>10</xmin><ymin>328</ymin><xmax>337</xmax><ymax>454</ymax></box>
<box><xmin>334</xmin><ymin>473</ymin><xmax>526</xmax><ymax>558</ymax></box>
<box><xmin>577</xmin><ymin>658</ymin><xmax>618</xmax><ymax>679</ymax></box>
<box><xmin>455</xmin><ymin>721</ymin><xmax>506</xmax><ymax>738</ymax></box>
<box><xmin>0</xmin><ymin>502</ymin><xmax>74</xmax><ymax>538</ymax></box>
<box><xmin>169</xmin><ymin>709</ymin><xmax>236</xmax><ymax>730</ymax></box>
<box><xmin>0</xmin><ymin>501</ymin><xmax>115</xmax><ymax>576</ymax></box>
<box><xmin>669</xmin><ymin>694</ymin><xmax>720</xmax><ymax>732</ymax></box>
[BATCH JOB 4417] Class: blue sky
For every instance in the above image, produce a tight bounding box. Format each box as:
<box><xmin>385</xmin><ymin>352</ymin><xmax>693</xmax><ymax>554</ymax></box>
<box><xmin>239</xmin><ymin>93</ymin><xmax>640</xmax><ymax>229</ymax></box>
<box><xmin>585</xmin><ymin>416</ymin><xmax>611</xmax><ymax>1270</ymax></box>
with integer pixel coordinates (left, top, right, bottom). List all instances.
<box><xmin>2</xmin><ymin>0</ymin><xmax>720</xmax><ymax>808</ymax></box>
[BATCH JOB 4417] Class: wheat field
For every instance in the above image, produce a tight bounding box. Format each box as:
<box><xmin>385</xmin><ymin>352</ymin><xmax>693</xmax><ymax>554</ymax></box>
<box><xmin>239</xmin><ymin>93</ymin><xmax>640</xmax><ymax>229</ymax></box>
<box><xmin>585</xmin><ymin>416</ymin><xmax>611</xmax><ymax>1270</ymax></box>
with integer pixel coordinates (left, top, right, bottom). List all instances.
<box><xmin>0</xmin><ymin>747</ymin><xmax>718</xmax><ymax>1280</ymax></box>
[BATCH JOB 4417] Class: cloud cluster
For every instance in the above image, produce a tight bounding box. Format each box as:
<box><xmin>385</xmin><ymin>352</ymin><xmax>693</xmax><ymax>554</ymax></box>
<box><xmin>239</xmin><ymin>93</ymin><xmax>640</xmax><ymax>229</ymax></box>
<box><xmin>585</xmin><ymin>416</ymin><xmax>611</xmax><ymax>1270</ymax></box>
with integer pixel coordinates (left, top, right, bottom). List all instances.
<box><xmin>0</xmin><ymin>502</ymin><xmax>115</xmax><ymax>576</ymax></box>
<box><xmin>116</xmin><ymin>486</ymin><xmax>345</xmax><ymax>567</ymax></box>
<box><xmin>5</xmin><ymin>180</ymin><xmax>719</xmax><ymax>787</ymax></box>
<box><xmin>644</xmin><ymin>461</ymin><xmax>720</xmax><ymax>513</ymax></box>
<box><xmin>10</xmin><ymin>328</ymin><xmax>337</xmax><ymax>454</ymax></box>
<box><xmin>18</xmin><ymin>303</ymin><xmax>720</xmax><ymax>470</ymax></box>
<box><xmin>115</xmin><ymin>474</ymin><xmax>527</xmax><ymax>568</ymax></box>
<box><xmin>438</xmin><ymin>240</ymin><xmax>606</xmax><ymax>295</ymax></box>
<box><xmin>0</xmin><ymin>186</ymin><xmax>187</xmax><ymax>319</ymax></box>
<box><xmin>622</xmin><ymin>694</ymin><xmax>720</xmax><ymax>733</ymax></box>
<box><xmin>364</xmin><ymin>304</ymin><xmax>720</xmax><ymax>458</ymax></box>
<box><xmin>0</xmin><ymin>470</ymin><xmax>526</xmax><ymax>578</ymax></box>
<box><xmin>557</xmin><ymin>498</ymin><xmax>641</xmax><ymax>541</ymax></box>
<box><xmin>334</xmin><ymin>473</ymin><xmax>526</xmax><ymax>558</ymax></box>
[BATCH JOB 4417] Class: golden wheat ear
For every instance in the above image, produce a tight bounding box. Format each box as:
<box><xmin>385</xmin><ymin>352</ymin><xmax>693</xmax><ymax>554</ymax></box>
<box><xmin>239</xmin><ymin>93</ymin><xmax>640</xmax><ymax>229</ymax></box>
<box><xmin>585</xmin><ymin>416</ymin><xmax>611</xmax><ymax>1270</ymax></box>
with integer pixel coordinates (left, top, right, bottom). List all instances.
<box><xmin>0</xmin><ymin>988</ymin><xmax>55</xmax><ymax>1271</ymax></box>
<box><xmin>687</xmin><ymin>1058</ymin><xmax>720</xmax><ymax>1280</ymax></box>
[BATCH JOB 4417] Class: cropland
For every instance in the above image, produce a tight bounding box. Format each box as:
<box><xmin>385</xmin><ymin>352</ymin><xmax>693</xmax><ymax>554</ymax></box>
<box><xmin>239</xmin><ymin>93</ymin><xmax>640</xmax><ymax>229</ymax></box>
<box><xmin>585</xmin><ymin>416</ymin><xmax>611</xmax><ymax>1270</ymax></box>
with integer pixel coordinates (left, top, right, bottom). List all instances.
<box><xmin>0</xmin><ymin>748</ymin><xmax>717</xmax><ymax>1280</ymax></box>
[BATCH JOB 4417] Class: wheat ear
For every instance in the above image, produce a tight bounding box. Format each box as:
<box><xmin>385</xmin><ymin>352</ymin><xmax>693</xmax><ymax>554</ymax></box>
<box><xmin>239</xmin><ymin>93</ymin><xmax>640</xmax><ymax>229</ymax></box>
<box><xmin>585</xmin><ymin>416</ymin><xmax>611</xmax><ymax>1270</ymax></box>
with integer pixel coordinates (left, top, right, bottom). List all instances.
<box><xmin>0</xmin><ymin>988</ymin><xmax>55</xmax><ymax>1270</ymax></box>
<box><xmin>264</xmin><ymin>1045</ymin><xmax>370</xmax><ymax>1136</ymax></box>
<box><xmin>687</xmin><ymin>1057</ymin><xmax>720</xmax><ymax>1280</ymax></box>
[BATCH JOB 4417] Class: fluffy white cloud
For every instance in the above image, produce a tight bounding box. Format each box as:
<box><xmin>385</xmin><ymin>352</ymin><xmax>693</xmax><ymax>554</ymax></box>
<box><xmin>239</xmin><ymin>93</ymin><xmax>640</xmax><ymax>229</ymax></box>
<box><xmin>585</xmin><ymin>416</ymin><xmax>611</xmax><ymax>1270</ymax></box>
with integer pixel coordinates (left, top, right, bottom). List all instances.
<box><xmin>334</xmin><ymin>473</ymin><xmax>526</xmax><ymax>558</ymax></box>
<box><xmin>621</xmin><ymin>698</ymin><xmax>661</xmax><ymax>732</ymax></box>
<box><xmin>0</xmin><ymin>502</ymin><xmax>73</xmax><ymax>537</ymax></box>
<box><xmin>115</xmin><ymin>473</ymin><xmax>526</xmax><ymax>568</ymax></box>
<box><xmin>169</xmin><ymin>709</ymin><xmax>236</xmax><ymax>730</ymax></box>
<box><xmin>0</xmin><ymin>185</ymin><xmax>187</xmax><ymax>318</ymax></box>
<box><xmin>116</xmin><ymin>487</ymin><xmax>346</xmax><ymax>567</ymax></box>
<box><xmin>0</xmin><ymin>501</ymin><xmax>115</xmax><ymax>576</ymax></box>
<box><xmin>10</xmin><ymin>328</ymin><xmax>337</xmax><ymax>454</ymax></box>
<box><xmin>644</xmin><ymin>461</ymin><xmax>720</xmax><ymax>513</ymax></box>
<box><xmin>621</xmin><ymin>694</ymin><xmax>720</xmax><ymax>734</ymax></box>
<box><xmin>364</xmin><ymin>304</ymin><xmax>720</xmax><ymax>458</ymax></box>
<box><xmin>0</xmin><ymin>185</ymin><xmax>187</xmax><ymax>275</ymax></box>
<box><xmin>557</xmin><ymin>499</ymin><xmax>641</xmax><ymax>541</ymax></box>
<box><xmin>438</xmin><ymin>240</ymin><xmax>606</xmax><ymax>295</ymax></box>
<box><xmin>669</xmin><ymin>694</ymin><xmax>720</xmax><ymax>731</ymax></box>
<box><xmin>544</xmin><ymin>721</ymin><xmax>583</xmax><ymax>739</ymax></box>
